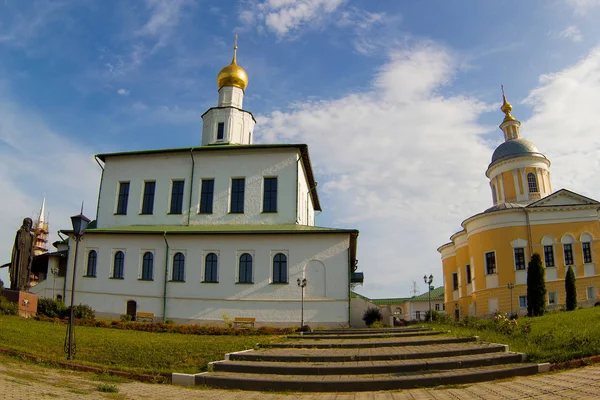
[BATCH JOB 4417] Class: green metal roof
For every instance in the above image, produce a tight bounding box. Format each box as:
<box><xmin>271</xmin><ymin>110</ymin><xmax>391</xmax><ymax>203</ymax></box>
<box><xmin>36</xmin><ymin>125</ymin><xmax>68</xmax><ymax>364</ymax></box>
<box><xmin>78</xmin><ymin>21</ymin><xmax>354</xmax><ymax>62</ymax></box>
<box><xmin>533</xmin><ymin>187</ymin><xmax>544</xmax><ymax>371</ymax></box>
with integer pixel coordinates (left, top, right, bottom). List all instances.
<box><xmin>64</xmin><ymin>224</ymin><xmax>359</xmax><ymax>235</ymax></box>
<box><xmin>409</xmin><ymin>286</ymin><xmax>445</xmax><ymax>302</ymax></box>
<box><xmin>95</xmin><ymin>143</ymin><xmax>322</xmax><ymax>211</ymax></box>
<box><xmin>370</xmin><ymin>298</ymin><xmax>411</xmax><ymax>306</ymax></box>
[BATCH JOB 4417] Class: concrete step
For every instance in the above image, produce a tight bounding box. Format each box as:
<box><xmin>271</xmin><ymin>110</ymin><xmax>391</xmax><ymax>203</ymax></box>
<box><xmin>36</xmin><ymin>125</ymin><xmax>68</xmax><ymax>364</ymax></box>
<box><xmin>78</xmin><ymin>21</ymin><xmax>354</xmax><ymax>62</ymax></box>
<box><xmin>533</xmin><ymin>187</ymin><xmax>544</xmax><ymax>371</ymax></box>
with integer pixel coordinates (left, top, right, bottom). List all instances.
<box><xmin>261</xmin><ymin>336</ymin><xmax>477</xmax><ymax>349</ymax></box>
<box><xmin>197</xmin><ymin>363</ymin><xmax>542</xmax><ymax>392</ymax></box>
<box><xmin>307</xmin><ymin>327</ymin><xmax>429</xmax><ymax>335</ymax></box>
<box><xmin>287</xmin><ymin>331</ymin><xmax>444</xmax><ymax>340</ymax></box>
<box><xmin>229</xmin><ymin>342</ymin><xmax>507</xmax><ymax>362</ymax></box>
<box><xmin>212</xmin><ymin>352</ymin><xmax>525</xmax><ymax>375</ymax></box>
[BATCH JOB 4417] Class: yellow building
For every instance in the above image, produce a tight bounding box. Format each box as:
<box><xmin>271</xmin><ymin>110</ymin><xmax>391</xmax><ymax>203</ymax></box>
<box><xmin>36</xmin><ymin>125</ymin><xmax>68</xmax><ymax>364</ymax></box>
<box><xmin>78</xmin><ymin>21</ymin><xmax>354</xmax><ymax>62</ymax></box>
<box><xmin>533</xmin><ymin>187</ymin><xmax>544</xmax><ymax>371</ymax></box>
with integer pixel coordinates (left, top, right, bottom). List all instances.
<box><xmin>438</xmin><ymin>94</ymin><xmax>600</xmax><ymax>318</ymax></box>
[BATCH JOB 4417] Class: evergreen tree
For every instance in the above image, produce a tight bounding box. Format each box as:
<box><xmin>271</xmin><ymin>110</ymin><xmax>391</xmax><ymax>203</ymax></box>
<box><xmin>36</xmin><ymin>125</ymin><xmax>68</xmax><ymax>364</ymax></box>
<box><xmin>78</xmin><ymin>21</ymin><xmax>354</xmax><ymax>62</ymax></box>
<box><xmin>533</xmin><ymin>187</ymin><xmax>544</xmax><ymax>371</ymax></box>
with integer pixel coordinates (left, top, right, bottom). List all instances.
<box><xmin>565</xmin><ymin>265</ymin><xmax>577</xmax><ymax>311</ymax></box>
<box><xmin>527</xmin><ymin>253</ymin><xmax>546</xmax><ymax>317</ymax></box>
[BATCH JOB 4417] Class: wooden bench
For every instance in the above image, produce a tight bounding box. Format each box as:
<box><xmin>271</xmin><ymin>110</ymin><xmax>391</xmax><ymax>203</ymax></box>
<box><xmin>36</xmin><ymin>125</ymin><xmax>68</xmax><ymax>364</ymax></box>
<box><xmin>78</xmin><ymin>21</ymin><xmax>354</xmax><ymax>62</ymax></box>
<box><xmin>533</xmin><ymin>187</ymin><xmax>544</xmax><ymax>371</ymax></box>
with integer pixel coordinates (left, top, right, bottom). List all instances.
<box><xmin>136</xmin><ymin>312</ymin><xmax>155</xmax><ymax>322</ymax></box>
<box><xmin>233</xmin><ymin>317</ymin><xmax>256</xmax><ymax>328</ymax></box>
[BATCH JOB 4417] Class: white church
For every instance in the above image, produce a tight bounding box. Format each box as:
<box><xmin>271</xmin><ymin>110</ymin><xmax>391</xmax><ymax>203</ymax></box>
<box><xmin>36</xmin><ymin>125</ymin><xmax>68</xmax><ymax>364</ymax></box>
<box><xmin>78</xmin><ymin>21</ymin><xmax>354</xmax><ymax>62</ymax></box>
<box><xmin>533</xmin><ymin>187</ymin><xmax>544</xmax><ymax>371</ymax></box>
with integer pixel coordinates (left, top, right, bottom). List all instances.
<box><xmin>48</xmin><ymin>41</ymin><xmax>362</xmax><ymax>326</ymax></box>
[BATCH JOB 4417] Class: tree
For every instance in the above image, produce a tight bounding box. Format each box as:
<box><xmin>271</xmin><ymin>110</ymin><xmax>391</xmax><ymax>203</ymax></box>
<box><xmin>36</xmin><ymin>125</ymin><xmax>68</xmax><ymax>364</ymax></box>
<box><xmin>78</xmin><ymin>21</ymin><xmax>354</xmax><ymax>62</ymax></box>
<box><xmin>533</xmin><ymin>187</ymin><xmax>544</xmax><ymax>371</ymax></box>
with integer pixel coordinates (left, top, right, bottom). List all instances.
<box><xmin>527</xmin><ymin>253</ymin><xmax>546</xmax><ymax>317</ymax></box>
<box><xmin>565</xmin><ymin>265</ymin><xmax>577</xmax><ymax>311</ymax></box>
<box><xmin>362</xmin><ymin>307</ymin><xmax>382</xmax><ymax>326</ymax></box>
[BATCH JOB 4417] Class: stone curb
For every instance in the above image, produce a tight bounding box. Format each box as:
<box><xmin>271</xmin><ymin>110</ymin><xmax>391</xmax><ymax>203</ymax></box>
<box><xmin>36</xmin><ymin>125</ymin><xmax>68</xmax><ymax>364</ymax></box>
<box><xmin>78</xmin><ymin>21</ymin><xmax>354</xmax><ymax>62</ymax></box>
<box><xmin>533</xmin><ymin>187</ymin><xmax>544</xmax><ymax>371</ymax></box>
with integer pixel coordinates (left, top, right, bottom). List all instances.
<box><xmin>0</xmin><ymin>346</ymin><xmax>170</xmax><ymax>383</ymax></box>
<box><xmin>285</xmin><ymin>331</ymin><xmax>443</xmax><ymax>340</ymax></box>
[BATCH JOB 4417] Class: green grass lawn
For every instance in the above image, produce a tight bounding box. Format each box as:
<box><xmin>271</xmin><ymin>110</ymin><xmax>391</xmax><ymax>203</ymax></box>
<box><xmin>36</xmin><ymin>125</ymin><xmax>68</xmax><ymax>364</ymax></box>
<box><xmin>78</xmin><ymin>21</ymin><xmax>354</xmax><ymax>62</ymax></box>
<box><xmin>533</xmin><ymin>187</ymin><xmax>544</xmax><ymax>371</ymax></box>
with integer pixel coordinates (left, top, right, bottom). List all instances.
<box><xmin>0</xmin><ymin>316</ymin><xmax>283</xmax><ymax>375</ymax></box>
<box><xmin>431</xmin><ymin>307</ymin><xmax>600</xmax><ymax>363</ymax></box>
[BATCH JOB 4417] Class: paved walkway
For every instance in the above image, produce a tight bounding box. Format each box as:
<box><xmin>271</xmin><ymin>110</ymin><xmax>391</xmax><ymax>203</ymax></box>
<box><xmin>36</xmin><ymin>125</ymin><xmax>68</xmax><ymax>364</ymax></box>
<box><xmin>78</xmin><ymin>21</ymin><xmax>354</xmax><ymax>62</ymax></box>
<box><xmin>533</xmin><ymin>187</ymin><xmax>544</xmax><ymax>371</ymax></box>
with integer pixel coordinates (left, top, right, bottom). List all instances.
<box><xmin>2</xmin><ymin>354</ymin><xmax>600</xmax><ymax>399</ymax></box>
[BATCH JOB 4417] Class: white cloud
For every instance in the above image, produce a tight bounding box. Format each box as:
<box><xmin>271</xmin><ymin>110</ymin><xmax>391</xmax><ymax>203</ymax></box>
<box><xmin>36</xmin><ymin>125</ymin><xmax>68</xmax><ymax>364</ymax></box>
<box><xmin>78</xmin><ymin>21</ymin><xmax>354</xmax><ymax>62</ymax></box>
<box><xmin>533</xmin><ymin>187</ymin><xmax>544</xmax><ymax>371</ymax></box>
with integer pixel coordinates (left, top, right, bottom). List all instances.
<box><xmin>255</xmin><ymin>42</ymin><xmax>494</xmax><ymax>297</ymax></box>
<box><xmin>523</xmin><ymin>46</ymin><xmax>600</xmax><ymax>196</ymax></box>
<box><xmin>0</xmin><ymin>95</ymin><xmax>99</xmax><ymax>286</ymax></box>
<box><xmin>565</xmin><ymin>0</ymin><xmax>600</xmax><ymax>15</ymax></box>
<box><xmin>117</xmin><ymin>88</ymin><xmax>130</xmax><ymax>96</ymax></box>
<box><xmin>240</xmin><ymin>0</ymin><xmax>346</xmax><ymax>37</ymax></box>
<box><xmin>557</xmin><ymin>25</ymin><xmax>583</xmax><ymax>42</ymax></box>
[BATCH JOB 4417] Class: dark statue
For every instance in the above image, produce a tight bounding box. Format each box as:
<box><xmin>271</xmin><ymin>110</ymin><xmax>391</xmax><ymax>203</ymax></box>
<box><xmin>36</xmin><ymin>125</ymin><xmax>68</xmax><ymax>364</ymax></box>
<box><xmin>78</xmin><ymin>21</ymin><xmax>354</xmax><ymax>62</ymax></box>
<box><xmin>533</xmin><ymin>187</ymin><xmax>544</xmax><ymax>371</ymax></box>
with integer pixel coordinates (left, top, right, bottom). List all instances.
<box><xmin>9</xmin><ymin>218</ymin><xmax>34</xmax><ymax>291</ymax></box>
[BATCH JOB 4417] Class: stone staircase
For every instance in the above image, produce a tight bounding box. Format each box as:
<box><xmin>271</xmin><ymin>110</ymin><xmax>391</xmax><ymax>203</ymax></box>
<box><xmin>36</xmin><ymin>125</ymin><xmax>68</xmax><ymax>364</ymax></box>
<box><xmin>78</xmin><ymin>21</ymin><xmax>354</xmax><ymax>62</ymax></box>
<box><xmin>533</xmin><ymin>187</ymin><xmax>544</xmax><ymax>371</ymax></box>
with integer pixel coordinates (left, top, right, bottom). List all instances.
<box><xmin>173</xmin><ymin>327</ymin><xmax>548</xmax><ymax>392</ymax></box>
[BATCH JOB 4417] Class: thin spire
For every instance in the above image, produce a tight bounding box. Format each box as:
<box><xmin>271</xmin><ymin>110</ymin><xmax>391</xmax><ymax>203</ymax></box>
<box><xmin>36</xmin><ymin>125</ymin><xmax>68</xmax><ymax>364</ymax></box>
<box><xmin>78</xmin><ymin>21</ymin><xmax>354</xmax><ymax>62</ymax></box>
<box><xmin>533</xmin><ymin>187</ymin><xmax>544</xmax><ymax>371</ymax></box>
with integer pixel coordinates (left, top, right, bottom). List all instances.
<box><xmin>80</xmin><ymin>201</ymin><xmax>84</xmax><ymax>215</ymax></box>
<box><xmin>232</xmin><ymin>34</ymin><xmax>238</xmax><ymax>65</ymax></box>
<box><xmin>500</xmin><ymin>85</ymin><xmax>515</xmax><ymax>121</ymax></box>
<box><xmin>39</xmin><ymin>196</ymin><xmax>46</xmax><ymax>223</ymax></box>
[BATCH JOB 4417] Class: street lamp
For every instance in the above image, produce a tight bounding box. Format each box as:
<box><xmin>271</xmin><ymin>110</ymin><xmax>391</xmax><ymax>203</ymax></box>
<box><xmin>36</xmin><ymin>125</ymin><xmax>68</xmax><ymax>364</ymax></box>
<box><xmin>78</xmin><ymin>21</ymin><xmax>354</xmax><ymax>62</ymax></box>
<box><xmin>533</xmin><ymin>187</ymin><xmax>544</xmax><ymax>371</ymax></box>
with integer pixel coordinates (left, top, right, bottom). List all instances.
<box><xmin>297</xmin><ymin>277</ymin><xmax>307</xmax><ymax>329</ymax></box>
<box><xmin>64</xmin><ymin>209</ymin><xmax>90</xmax><ymax>361</ymax></box>
<box><xmin>507</xmin><ymin>283</ymin><xmax>515</xmax><ymax>317</ymax></box>
<box><xmin>423</xmin><ymin>274</ymin><xmax>433</xmax><ymax>321</ymax></box>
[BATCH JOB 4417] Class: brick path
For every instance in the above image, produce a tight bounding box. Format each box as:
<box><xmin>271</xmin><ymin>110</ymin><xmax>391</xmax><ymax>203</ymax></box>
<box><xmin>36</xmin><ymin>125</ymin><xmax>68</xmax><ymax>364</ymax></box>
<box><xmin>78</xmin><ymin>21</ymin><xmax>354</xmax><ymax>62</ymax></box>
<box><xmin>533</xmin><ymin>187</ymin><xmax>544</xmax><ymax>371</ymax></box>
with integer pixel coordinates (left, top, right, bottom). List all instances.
<box><xmin>2</xmin><ymin>354</ymin><xmax>600</xmax><ymax>399</ymax></box>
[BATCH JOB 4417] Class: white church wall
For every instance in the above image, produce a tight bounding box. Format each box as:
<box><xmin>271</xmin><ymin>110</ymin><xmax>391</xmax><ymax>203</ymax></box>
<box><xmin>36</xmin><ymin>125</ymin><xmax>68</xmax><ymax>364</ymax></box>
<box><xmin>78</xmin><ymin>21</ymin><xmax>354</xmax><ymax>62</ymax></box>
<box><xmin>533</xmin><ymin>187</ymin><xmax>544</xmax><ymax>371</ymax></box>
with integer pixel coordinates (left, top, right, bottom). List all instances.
<box><xmin>65</xmin><ymin>232</ymin><xmax>351</xmax><ymax>325</ymax></box>
<box><xmin>97</xmin><ymin>148</ymin><xmax>312</xmax><ymax>228</ymax></box>
<box><xmin>201</xmin><ymin>107</ymin><xmax>255</xmax><ymax>146</ymax></box>
<box><xmin>296</xmin><ymin>160</ymin><xmax>315</xmax><ymax>226</ymax></box>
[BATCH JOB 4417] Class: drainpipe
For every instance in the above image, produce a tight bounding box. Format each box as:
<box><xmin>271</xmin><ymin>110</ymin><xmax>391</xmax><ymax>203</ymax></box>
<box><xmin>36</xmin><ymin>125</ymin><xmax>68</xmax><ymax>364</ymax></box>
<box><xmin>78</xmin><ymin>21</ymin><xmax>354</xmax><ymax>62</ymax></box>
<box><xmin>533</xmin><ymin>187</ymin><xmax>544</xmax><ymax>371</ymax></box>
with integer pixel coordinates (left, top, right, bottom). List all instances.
<box><xmin>347</xmin><ymin>246</ymin><xmax>352</xmax><ymax>328</ymax></box>
<box><xmin>295</xmin><ymin>157</ymin><xmax>300</xmax><ymax>223</ymax></box>
<box><xmin>522</xmin><ymin>208</ymin><xmax>533</xmax><ymax>257</ymax></box>
<box><xmin>94</xmin><ymin>156</ymin><xmax>105</xmax><ymax>224</ymax></box>
<box><xmin>163</xmin><ymin>232</ymin><xmax>170</xmax><ymax>322</ymax></box>
<box><xmin>187</xmin><ymin>148</ymin><xmax>195</xmax><ymax>226</ymax></box>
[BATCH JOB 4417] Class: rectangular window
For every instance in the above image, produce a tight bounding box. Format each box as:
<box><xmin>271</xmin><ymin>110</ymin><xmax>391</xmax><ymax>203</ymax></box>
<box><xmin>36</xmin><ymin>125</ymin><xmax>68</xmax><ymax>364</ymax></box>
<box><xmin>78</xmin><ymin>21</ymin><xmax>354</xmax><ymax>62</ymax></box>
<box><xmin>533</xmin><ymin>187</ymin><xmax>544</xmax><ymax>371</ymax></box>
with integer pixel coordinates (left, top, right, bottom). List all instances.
<box><xmin>415</xmin><ymin>311</ymin><xmax>421</xmax><ymax>320</ymax></box>
<box><xmin>217</xmin><ymin>122</ymin><xmax>225</xmax><ymax>140</ymax></box>
<box><xmin>116</xmin><ymin>182</ymin><xmax>130</xmax><ymax>215</ymax></box>
<box><xmin>548</xmin><ymin>291</ymin><xmax>558</xmax><ymax>305</ymax></box>
<box><xmin>263</xmin><ymin>177</ymin><xmax>278</xmax><ymax>213</ymax></box>
<box><xmin>519</xmin><ymin>295</ymin><xmax>527</xmax><ymax>308</ymax></box>
<box><xmin>466</xmin><ymin>264</ymin><xmax>472</xmax><ymax>284</ymax></box>
<box><xmin>199</xmin><ymin>179</ymin><xmax>214</xmax><ymax>214</ymax></box>
<box><xmin>587</xmin><ymin>286</ymin><xmax>596</xmax><ymax>300</ymax></box>
<box><xmin>230</xmin><ymin>178</ymin><xmax>245</xmax><ymax>213</ymax></box>
<box><xmin>564</xmin><ymin>244</ymin><xmax>574</xmax><ymax>265</ymax></box>
<box><xmin>583</xmin><ymin>242</ymin><xmax>592</xmax><ymax>264</ymax></box>
<box><xmin>435</xmin><ymin>304</ymin><xmax>440</xmax><ymax>311</ymax></box>
<box><xmin>544</xmin><ymin>245</ymin><xmax>555</xmax><ymax>267</ymax></box>
<box><xmin>485</xmin><ymin>252</ymin><xmax>496</xmax><ymax>275</ymax></box>
<box><xmin>514</xmin><ymin>248</ymin><xmax>526</xmax><ymax>270</ymax></box>
<box><xmin>141</xmin><ymin>181</ymin><xmax>155</xmax><ymax>215</ymax></box>
<box><xmin>169</xmin><ymin>180</ymin><xmax>185</xmax><ymax>214</ymax></box>
<box><xmin>452</xmin><ymin>273</ymin><xmax>459</xmax><ymax>291</ymax></box>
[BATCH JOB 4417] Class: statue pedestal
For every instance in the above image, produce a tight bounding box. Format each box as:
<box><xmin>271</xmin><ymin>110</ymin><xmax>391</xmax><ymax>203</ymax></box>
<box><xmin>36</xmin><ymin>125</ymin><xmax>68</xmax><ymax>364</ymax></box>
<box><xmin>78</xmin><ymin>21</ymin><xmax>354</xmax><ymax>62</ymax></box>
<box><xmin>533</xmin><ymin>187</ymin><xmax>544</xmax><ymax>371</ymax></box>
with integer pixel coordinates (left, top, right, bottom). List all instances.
<box><xmin>1</xmin><ymin>290</ymin><xmax>38</xmax><ymax>318</ymax></box>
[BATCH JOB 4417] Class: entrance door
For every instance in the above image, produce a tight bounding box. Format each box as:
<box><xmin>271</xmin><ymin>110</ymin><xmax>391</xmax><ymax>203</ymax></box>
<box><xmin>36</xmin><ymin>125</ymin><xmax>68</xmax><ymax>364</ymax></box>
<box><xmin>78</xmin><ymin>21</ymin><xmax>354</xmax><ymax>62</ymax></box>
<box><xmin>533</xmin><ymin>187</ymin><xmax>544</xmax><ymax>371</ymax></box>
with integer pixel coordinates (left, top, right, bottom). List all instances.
<box><xmin>454</xmin><ymin>308</ymin><xmax>460</xmax><ymax>320</ymax></box>
<box><xmin>126</xmin><ymin>300</ymin><xmax>137</xmax><ymax>320</ymax></box>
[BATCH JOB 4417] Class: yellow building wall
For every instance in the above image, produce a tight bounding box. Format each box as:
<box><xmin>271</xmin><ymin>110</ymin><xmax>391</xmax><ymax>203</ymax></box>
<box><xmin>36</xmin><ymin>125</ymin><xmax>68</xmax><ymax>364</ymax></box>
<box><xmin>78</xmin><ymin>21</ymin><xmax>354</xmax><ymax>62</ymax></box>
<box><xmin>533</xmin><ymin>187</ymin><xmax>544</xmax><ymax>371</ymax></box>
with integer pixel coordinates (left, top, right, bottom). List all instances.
<box><xmin>501</xmin><ymin>171</ymin><xmax>516</xmax><ymax>201</ymax></box>
<box><xmin>445</xmin><ymin>218</ymin><xmax>600</xmax><ymax>316</ymax></box>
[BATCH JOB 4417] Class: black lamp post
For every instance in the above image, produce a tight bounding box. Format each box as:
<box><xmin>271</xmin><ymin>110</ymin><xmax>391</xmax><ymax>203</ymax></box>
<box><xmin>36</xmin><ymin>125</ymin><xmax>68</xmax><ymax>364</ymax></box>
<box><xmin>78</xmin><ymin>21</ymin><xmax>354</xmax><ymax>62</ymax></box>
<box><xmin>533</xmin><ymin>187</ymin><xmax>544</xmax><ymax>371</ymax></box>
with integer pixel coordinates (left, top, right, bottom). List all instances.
<box><xmin>507</xmin><ymin>282</ymin><xmax>515</xmax><ymax>316</ymax></box>
<box><xmin>297</xmin><ymin>278</ymin><xmax>307</xmax><ymax>329</ymax></box>
<box><xmin>423</xmin><ymin>274</ymin><xmax>433</xmax><ymax>321</ymax></box>
<box><xmin>64</xmin><ymin>210</ymin><xmax>90</xmax><ymax>361</ymax></box>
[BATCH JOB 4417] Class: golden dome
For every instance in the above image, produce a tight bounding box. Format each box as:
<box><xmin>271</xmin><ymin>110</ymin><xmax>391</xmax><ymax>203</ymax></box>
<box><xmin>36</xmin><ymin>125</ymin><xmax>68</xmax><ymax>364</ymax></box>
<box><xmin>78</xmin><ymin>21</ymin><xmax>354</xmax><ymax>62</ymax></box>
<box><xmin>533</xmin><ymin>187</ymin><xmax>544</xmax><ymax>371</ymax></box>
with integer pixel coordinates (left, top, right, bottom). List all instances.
<box><xmin>217</xmin><ymin>37</ymin><xmax>248</xmax><ymax>91</ymax></box>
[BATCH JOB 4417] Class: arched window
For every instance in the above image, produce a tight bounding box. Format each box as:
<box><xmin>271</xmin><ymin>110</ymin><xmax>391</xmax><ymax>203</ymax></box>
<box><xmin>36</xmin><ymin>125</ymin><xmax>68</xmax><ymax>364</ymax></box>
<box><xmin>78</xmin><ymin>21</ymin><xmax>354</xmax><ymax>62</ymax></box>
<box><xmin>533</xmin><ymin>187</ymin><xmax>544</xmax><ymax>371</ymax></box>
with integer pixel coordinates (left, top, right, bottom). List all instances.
<box><xmin>141</xmin><ymin>252</ymin><xmax>153</xmax><ymax>281</ymax></box>
<box><xmin>172</xmin><ymin>252</ymin><xmax>185</xmax><ymax>282</ymax></box>
<box><xmin>527</xmin><ymin>173</ymin><xmax>538</xmax><ymax>193</ymax></box>
<box><xmin>239</xmin><ymin>253</ymin><xmax>253</xmax><ymax>283</ymax></box>
<box><xmin>113</xmin><ymin>251</ymin><xmax>124</xmax><ymax>279</ymax></box>
<box><xmin>273</xmin><ymin>253</ymin><xmax>288</xmax><ymax>283</ymax></box>
<box><xmin>86</xmin><ymin>250</ymin><xmax>97</xmax><ymax>277</ymax></box>
<box><xmin>491</xmin><ymin>184</ymin><xmax>498</xmax><ymax>204</ymax></box>
<box><xmin>204</xmin><ymin>253</ymin><xmax>218</xmax><ymax>282</ymax></box>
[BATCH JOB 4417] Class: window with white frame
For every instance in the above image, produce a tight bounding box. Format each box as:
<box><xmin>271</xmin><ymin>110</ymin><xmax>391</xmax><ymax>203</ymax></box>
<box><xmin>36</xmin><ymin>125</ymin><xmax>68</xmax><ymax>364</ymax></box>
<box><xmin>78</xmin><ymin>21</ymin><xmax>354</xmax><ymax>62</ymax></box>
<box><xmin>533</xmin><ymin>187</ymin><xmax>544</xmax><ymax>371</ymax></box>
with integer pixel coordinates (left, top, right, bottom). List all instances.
<box><xmin>563</xmin><ymin>244</ymin><xmax>574</xmax><ymax>265</ymax></box>
<box><xmin>452</xmin><ymin>273</ymin><xmax>458</xmax><ymax>290</ymax></box>
<box><xmin>514</xmin><ymin>247</ymin><xmax>526</xmax><ymax>270</ymax></box>
<box><xmin>141</xmin><ymin>252</ymin><xmax>154</xmax><ymax>281</ymax></box>
<box><xmin>86</xmin><ymin>250</ymin><xmax>97</xmax><ymax>277</ymax></box>
<box><xmin>466</xmin><ymin>264</ymin><xmax>472</xmax><ymax>284</ymax></box>
<box><xmin>583</xmin><ymin>242</ymin><xmax>592</xmax><ymax>264</ymax></box>
<box><xmin>527</xmin><ymin>172</ymin><xmax>538</xmax><ymax>193</ymax></box>
<box><xmin>544</xmin><ymin>245</ymin><xmax>555</xmax><ymax>267</ymax></box>
<box><xmin>172</xmin><ymin>252</ymin><xmax>185</xmax><ymax>282</ymax></box>
<box><xmin>435</xmin><ymin>304</ymin><xmax>440</xmax><ymax>311</ymax></box>
<box><xmin>485</xmin><ymin>252</ymin><xmax>496</xmax><ymax>274</ymax></box>
<box><xmin>204</xmin><ymin>253</ymin><xmax>218</xmax><ymax>283</ymax></box>
<box><xmin>519</xmin><ymin>295</ymin><xmax>527</xmax><ymax>308</ymax></box>
<box><xmin>548</xmin><ymin>291</ymin><xmax>558</xmax><ymax>305</ymax></box>
<box><xmin>112</xmin><ymin>251</ymin><xmax>125</xmax><ymax>279</ymax></box>
<box><xmin>238</xmin><ymin>253</ymin><xmax>253</xmax><ymax>283</ymax></box>
<box><xmin>272</xmin><ymin>253</ymin><xmax>288</xmax><ymax>283</ymax></box>
<box><xmin>587</xmin><ymin>287</ymin><xmax>596</xmax><ymax>300</ymax></box>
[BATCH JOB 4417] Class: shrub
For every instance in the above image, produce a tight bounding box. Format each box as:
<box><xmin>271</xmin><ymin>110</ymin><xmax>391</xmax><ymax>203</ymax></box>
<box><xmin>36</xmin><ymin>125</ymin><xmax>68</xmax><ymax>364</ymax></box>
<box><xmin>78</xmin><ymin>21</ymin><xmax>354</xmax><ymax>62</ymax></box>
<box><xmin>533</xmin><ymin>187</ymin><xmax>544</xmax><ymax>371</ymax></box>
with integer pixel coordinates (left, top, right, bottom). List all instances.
<box><xmin>527</xmin><ymin>253</ymin><xmax>547</xmax><ymax>317</ymax></box>
<box><xmin>120</xmin><ymin>314</ymin><xmax>133</xmax><ymax>322</ymax></box>
<box><xmin>222</xmin><ymin>313</ymin><xmax>233</xmax><ymax>328</ymax></box>
<box><xmin>295</xmin><ymin>325</ymin><xmax>311</xmax><ymax>332</ymax></box>
<box><xmin>362</xmin><ymin>307</ymin><xmax>382</xmax><ymax>327</ymax></box>
<box><xmin>37</xmin><ymin>298</ymin><xmax>68</xmax><ymax>319</ymax></box>
<box><xmin>97</xmin><ymin>384</ymin><xmax>118</xmax><ymax>393</ymax></box>
<box><xmin>0</xmin><ymin>295</ymin><xmax>18</xmax><ymax>315</ymax></box>
<box><xmin>68</xmin><ymin>304</ymin><xmax>96</xmax><ymax>320</ymax></box>
<box><xmin>565</xmin><ymin>265</ymin><xmax>577</xmax><ymax>311</ymax></box>
<box><xmin>370</xmin><ymin>320</ymin><xmax>384</xmax><ymax>329</ymax></box>
<box><xmin>0</xmin><ymin>279</ymin><xmax>4</xmax><ymax>290</ymax></box>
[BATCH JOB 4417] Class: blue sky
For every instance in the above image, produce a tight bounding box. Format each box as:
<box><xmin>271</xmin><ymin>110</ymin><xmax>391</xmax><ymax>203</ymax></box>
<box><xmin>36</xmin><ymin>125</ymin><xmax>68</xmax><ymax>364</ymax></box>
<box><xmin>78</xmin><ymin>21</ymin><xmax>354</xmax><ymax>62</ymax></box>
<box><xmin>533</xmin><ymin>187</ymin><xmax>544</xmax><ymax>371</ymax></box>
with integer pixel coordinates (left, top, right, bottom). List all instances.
<box><xmin>2</xmin><ymin>0</ymin><xmax>600</xmax><ymax>298</ymax></box>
